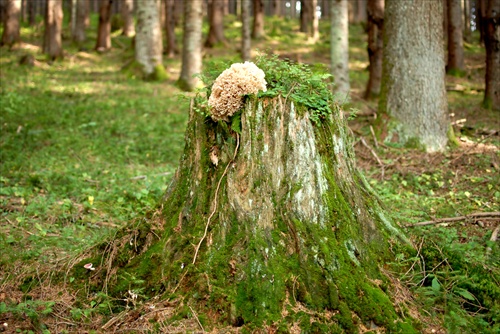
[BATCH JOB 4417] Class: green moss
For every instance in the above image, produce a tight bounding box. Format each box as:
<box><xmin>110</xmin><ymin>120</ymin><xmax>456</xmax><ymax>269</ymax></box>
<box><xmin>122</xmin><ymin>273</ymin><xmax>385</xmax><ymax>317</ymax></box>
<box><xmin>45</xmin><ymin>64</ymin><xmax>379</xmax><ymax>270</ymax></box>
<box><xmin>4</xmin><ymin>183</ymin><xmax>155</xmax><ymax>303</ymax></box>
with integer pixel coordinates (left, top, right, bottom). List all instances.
<box><xmin>446</xmin><ymin>67</ymin><xmax>466</xmax><ymax>78</ymax></box>
<box><xmin>447</xmin><ymin>124</ymin><xmax>460</xmax><ymax>148</ymax></box>
<box><xmin>148</xmin><ymin>64</ymin><xmax>169</xmax><ymax>81</ymax></box>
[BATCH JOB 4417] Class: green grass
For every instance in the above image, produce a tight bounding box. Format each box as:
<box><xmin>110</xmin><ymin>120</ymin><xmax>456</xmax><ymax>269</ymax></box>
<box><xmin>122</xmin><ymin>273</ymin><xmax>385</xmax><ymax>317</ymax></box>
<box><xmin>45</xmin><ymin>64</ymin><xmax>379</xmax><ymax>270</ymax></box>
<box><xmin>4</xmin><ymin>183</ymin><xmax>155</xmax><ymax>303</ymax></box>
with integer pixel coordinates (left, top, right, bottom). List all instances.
<box><xmin>1</xmin><ymin>13</ymin><xmax>499</xmax><ymax>333</ymax></box>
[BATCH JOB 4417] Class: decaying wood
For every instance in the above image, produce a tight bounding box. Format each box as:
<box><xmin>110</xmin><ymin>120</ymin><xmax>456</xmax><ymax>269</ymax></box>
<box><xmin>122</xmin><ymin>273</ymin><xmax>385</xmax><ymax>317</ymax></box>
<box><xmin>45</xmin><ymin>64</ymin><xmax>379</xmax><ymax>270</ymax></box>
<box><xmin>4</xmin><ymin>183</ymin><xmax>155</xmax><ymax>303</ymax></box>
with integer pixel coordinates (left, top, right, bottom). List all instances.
<box><xmin>407</xmin><ymin>212</ymin><xmax>500</xmax><ymax>227</ymax></box>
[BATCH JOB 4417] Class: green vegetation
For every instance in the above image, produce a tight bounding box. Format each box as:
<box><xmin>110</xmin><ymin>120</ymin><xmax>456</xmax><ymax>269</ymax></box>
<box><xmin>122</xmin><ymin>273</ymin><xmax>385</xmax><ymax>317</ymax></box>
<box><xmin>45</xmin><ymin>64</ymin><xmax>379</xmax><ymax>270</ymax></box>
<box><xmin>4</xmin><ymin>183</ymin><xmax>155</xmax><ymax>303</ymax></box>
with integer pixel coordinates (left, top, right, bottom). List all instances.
<box><xmin>1</xmin><ymin>13</ymin><xmax>499</xmax><ymax>333</ymax></box>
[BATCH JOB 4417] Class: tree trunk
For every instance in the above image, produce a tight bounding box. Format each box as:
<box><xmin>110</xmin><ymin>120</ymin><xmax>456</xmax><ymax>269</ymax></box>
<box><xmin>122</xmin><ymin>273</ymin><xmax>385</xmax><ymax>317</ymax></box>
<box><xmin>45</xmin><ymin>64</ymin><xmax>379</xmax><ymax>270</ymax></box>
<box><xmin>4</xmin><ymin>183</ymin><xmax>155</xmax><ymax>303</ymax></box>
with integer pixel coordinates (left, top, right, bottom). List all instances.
<box><xmin>463</xmin><ymin>0</ymin><xmax>471</xmax><ymax>41</ymax></box>
<box><xmin>270</xmin><ymin>0</ymin><xmax>280</xmax><ymax>16</ymax></box>
<box><xmin>1</xmin><ymin>0</ymin><xmax>21</xmax><ymax>47</ymax></box>
<box><xmin>364</xmin><ymin>0</ymin><xmax>384</xmax><ymax>99</ymax></box>
<box><xmin>354</xmin><ymin>0</ymin><xmax>367</xmax><ymax>23</ymax></box>
<box><xmin>241</xmin><ymin>0</ymin><xmax>251</xmax><ymax>60</ymax></box>
<box><xmin>27</xmin><ymin>0</ymin><xmax>35</xmax><ymax>26</ymax></box>
<box><xmin>164</xmin><ymin>0</ymin><xmax>177</xmax><ymax>58</ymax></box>
<box><xmin>43</xmin><ymin>0</ymin><xmax>63</xmax><ymax>60</ymax></box>
<box><xmin>378</xmin><ymin>0</ymin><xmax>451</xmax><ymax>152</ymax></box>
<box><xmin>95</xmin><ymin>0</ymin><xmax>112</xmax><ymax>51</ymax></box>
<box><xmin>477</xmin><ymin>0</ymin><xmax>487</xmax><ymax>44</ymax></box>
<box><xmin>121</xmin><ymin>0</ymin><xmax>134</xmax><ymax>37</ymax></box>
<box><xmin>447</xmin><ymin>0</ymin><xmax>465</xmax><ymax>74</ymax></box>
<box><xmin>251</xmin><ymin>0</ymin><xmax>264</xmax><ymax>39</ymax></box>
<box><xmin>73</xmin><ymin>67</ymin><xmax>416</xmax><ymax>331</ymax></box>
<box><xmin>298</xmin><ymin>0</ymin><xmax>319</xmax><ymax>41</ymax></box>
<box><xmin>177</xmin><ymin>0</ymin><xmax>202</xmax><ymax>91</ymax></box>
<box><xmin>135</xmin><ymin>0</ymin><xmax>166</xmax><ymax>80</ymax></box>
<box><xmin>330</xmin><ymin>0</ymin><xmax>350</xmax><ymax>98</ymax></box>
<box><xmin>205</xmin><ymin>0</ymin><xmax>226</xmax><ymax>47</ymax></box>
<box><xmin>483</xmin><ymin>0</ymin><xmax>500</xmax><ymax>110</ymax></box>
<box><xmin>300</xmin><ymin>0</ymin><xmax>312</xmax><ymax>33</ymax></box>
<box><xmin>73</xmin><ymin>0</ymin><xmax>87</xmax><ymax>47</ymax></box>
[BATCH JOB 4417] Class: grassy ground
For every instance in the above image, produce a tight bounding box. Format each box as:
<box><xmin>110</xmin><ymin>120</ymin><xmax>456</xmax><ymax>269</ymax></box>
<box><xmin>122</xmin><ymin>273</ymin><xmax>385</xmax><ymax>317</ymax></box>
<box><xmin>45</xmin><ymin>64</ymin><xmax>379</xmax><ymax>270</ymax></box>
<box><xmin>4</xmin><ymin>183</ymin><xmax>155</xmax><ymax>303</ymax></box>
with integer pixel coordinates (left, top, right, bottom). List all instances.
<box><xmin>1</xmin><ymin>15</ymin><xmax>499</xmax><ymax>333</ymax></box>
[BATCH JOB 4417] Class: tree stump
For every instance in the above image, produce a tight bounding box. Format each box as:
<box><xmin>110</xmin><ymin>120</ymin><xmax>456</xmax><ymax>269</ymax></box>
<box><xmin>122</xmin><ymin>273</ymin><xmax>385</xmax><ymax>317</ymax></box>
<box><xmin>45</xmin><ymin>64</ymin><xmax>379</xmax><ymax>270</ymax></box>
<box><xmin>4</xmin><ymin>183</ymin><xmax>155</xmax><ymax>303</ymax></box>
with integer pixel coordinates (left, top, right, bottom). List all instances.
<box><xmin>75</xmin><ymin>64</ymin><xmax>417</xmax><ymax>332</ymax></box>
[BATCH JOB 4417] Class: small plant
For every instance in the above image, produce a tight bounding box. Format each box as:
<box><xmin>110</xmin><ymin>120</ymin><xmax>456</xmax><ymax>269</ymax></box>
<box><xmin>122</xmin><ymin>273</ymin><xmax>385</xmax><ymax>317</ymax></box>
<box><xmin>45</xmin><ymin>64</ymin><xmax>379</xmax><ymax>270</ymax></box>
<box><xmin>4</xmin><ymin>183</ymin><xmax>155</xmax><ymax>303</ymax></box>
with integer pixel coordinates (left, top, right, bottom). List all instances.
<box><xmin>197</xmin><ymin>54</ymin><xmax>339</xmax><ymax>124</ymax></box>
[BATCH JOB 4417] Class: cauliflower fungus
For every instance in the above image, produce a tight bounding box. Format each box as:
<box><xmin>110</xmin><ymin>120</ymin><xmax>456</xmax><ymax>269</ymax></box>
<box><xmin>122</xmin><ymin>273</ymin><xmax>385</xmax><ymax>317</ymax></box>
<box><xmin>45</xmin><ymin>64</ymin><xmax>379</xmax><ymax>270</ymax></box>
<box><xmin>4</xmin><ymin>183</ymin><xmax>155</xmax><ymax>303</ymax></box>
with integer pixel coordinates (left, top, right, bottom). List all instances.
<box><xmin>208</xmin><ymin>62</ymin><xmax>267</xmax><ymax>122</ymax></box>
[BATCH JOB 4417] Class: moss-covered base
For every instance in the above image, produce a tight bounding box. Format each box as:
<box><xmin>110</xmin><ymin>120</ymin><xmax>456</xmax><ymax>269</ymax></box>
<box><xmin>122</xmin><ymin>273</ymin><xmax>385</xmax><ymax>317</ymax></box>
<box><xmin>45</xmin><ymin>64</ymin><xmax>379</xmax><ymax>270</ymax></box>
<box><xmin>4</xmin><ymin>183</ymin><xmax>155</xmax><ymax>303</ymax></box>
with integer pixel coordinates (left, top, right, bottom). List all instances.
<box><xmin>122</xmin><ymin>59</ymin><xmax>168</xmax><ymax>81</ymax></box>
<box><xmin>67</xmin><ymin>97</ymin><xmax>418</xmax><ymax>332</ymax></box>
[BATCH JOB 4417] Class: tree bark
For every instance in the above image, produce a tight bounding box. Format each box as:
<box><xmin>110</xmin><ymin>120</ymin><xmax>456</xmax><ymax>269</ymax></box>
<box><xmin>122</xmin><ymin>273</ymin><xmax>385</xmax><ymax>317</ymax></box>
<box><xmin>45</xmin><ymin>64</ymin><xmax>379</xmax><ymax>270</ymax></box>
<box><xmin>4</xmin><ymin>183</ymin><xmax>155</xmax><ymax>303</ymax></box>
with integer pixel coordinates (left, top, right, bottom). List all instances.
<box><xmin>378</xmin><ymin>0</ymin><xmax>451</xmax><ymax>152</ymax></box>
<box><xmin>300</xmin><ymin>0</ymin><xmax>312</xmax><ymax>33</ymax></box>
<box><xmin>330</xmin><ymin>0</ymin><xmax>350</xmax><ymax>98</ymax></box>
<box><xmin>95</xmin><ymin>0</ymin><xmax>112</xmax><ymax>51</ymax></box>
<box><xmin>251</xmin><ymin>0</ymin><xmax>265</xmax><ymax>39</ymax></box>
<box><xmin>1</xmin><ymin>0</ymin><xmax>21</xmax><ymax>47</ymax></box>
<box><xmin>74</xmin><ymin>87</ymin><xmax>415</xmax><ymax>330</ymax></box>
<box><xmin>483</xmin><ymin>0</ymin><xmax>500</xmax><ymax>110</ymax></box>
<box><xmin>463</xmin><ymin>0</ymin><xmax>471</xmax><ymax>41</ymax></box>
<box><xmin>43</xmin><ymin>0</ymin><xmax>63</xmax><ymax>60</ymax></box>
<box><xmin>121</xmin><ymin>0</ymin><xmax>135</xmax><ymax>37</ymax></box>
<box><xmin>477</xmin><ymin>0</ymin><xmax>487</xmax><ymax>44</ymax></box>
<box><xmin>364</xmin><ymin>0</ymin><xmax>384</xmax><ymax>99</ymax></box>
<box><xmin>164</xmin><ymin>0</ymin><xmax>177</xmax><ymax>58</ymax></box>
<box><xmin>27</xmin><ymin>0</ymin><xmax>35</xmax><ymax>26</ymax></box>
<box><xmin>135</xmin><ymin>0</ymin><xmax>166</xmax><ymax>80</ymax></box>
<box><xmin>73</xmin><ymin>0</ymin><xmax>87</xmax><ymax>47</ymax></box>
<box><xmin>241</xmin><ymin>0</ymin><xmax>251</xmax><ymax>61</ymax></box>
<box><xmin>177</xmin><ymin>0</ymin><xmax>202</xmax><ymax>91</ymax></box>
<box><xmin>205</xmin><ymin>0</ymin><xmax>226</xmax><ymax>47</ymax></box>
<box><xmin>447</xmin><ymin>0</ymin><xmax>465</xmax><ymax>74</ymax></box>
<box><xmin>354</xmin><ymin>0</ymin><xmax>367</xmax><ymax>23</ymax></box>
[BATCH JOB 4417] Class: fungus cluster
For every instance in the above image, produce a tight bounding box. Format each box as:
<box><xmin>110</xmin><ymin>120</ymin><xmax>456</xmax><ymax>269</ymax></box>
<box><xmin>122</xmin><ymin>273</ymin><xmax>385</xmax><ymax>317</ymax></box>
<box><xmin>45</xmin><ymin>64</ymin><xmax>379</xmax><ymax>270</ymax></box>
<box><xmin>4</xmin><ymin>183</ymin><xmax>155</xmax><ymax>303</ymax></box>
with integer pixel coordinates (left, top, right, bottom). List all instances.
<box><xmin>208</xmin><ymin>62</ymin><xmax>267</xmax><ymax>122</ymax></box>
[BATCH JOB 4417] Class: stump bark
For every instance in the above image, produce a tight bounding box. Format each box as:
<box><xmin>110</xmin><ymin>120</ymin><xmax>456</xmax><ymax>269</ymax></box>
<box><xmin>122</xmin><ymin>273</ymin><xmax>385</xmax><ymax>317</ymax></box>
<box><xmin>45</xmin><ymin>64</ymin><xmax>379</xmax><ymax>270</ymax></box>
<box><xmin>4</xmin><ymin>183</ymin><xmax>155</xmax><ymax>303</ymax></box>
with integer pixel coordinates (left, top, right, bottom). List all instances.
<box><xmin>79</xmin><ymin>96</ymin><xmax>416</xmax><ymax>332</ymax></box>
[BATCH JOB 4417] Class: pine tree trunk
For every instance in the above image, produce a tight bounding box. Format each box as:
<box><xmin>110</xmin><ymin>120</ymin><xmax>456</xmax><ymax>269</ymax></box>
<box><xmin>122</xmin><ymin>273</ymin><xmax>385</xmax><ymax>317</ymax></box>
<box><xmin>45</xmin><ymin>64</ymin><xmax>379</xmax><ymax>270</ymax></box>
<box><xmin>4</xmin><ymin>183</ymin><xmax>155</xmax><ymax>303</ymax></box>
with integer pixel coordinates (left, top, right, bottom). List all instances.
<box><xmin>178</xmin><ymin>0</ymin><xmax>202</xmax><ymax>91</ymax></box>
<box><xmin>135</xmin><ymin>0</ymin><xmax>166</xmax><ymax>80</ymax></box>
<box><xmin>378</xmin><ymin>0</ymin><xmax>451</xmax><ymax>152</ymax></box>
<box><xmin>241</xmin><ymin>0</ymin><xmax>251</xmax><ymax>61</ymax></box>
<box><xmin>483</xmin><ymin>0</ymin><xmax>500</xmax><ymax>110</ymax></box>
<box><xmin>43</xmin><ymin>0</ymin><xmax>63</xmax><ymax>60</ymax></box>
<box><xmin>251</xmin><ymin>0</ymin><xmax>264</xmax><ymax>39</ymax></box>
<box><xmin>330</xmin><ymin>0</ymin><xmax>350</xmax><ymax>98</ymax></box>
<box><xmin>1</xmin><ymin>0</ymin><xmax>21</xmax><ymax>47</ymax></box>
<box><xmin>121</xmin><ymin>0</ymin><xmax>134</xmax><ymax>37</ymax></box>
<box><xmin>95</xmin><ymin>0</ymin><xmax>112</xmax><ymax>51</ymax></box>
<box><xmin>205</xmin><ymin>0</ymin><xmax>226</xmax><ymax>47</ymax></box>
<box><xmin>73</xmin><ymin>0</ymin><xmax>87</xmax><ymax>47</ymax></box>
<box><xmin>164</xmin><ymin>0</ymin><xmax>177</xmax><ymax>58</ymax></box>
<box><xmin>77</xmin><ymin>89</ymin><xmax>416</xmax><ymax>331</ymax></box>
<box><xmin>364</xmin><ymin>0</ymin><xmax>384</xmax><ymax>99</ymax></box>
<box><xmin>447</xmin><ymin>0</ymin><xmax>465</xmax><ymax>74</ymax></box>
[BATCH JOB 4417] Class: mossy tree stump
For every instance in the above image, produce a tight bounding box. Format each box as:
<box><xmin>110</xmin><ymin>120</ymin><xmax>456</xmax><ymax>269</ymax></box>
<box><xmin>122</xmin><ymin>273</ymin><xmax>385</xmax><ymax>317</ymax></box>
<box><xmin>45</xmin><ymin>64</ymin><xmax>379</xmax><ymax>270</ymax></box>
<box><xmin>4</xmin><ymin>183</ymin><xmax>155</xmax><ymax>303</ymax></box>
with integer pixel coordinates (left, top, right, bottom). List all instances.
<box><xmin>76</xmin><ymin>94</ymin><xmax>417</xmax><ymax>332</ymax></box>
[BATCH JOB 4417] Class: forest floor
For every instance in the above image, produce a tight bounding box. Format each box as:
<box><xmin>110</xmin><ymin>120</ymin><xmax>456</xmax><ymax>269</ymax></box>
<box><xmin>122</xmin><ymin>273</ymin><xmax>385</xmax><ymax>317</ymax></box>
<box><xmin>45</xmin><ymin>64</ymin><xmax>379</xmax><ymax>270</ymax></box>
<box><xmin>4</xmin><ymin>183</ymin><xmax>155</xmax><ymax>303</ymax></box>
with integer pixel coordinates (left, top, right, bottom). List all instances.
<box><xmin>0</xmin><ymin>16</ymin><xmax>499</xmax><ymax>333</ymax></box>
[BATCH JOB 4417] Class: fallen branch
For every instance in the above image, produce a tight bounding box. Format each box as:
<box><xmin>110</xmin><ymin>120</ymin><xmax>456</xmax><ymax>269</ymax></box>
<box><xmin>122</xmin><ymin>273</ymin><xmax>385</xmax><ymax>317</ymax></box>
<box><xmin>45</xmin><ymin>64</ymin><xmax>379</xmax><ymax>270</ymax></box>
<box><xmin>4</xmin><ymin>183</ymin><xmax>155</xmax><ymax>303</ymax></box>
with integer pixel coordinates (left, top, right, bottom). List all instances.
<box><xmin>406</xmin><ymin>212</ymin><xmax>500</xmax><ymax>227</ymax></box>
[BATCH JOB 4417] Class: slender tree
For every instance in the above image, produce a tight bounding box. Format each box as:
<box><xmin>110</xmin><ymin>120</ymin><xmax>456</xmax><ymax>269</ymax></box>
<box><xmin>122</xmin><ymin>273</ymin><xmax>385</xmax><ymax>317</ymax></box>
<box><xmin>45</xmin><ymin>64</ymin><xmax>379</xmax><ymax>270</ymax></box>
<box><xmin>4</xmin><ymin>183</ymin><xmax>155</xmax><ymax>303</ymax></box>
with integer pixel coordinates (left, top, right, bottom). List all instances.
<box><xmin>364</xmin><ymin>0</ymin><xmax>384</xmax><ymax>99</ymax></box>
<box><xmin>300</xmin><ymin>0</ymin><xmax>319</xmax><ymax>41</ymax></box>
<box><xmin>483</xmin><ymin>0</ymin><xmax>500</xmax><ymax>110</ymax></box>
<box><xmin>241</xmin><ymin>0</ymin><xmax>251</xmax><ymax>61</ymax></box>
<box><xmin>178</xmin><ymin>0</ymin><xmax>202</xmax><ymax>91</ymax></box>
<box><xmin>121</xmin><ymin>0</ymin><xmax>135</xmax><ymax>37</ymax></box>
<box><xmin>135</xmin><ymin>0</ymin><xmax>166</xmax><ymax>80</ymax></box>
<box><xmin>378</xmin><ymin>0</ymin><xmax>451</xmax><ymax>152</ymax></box>
<box><xmin>27</xmin><ymin>0</ymin><xmax>35</xmax><ymax>26</ymax></box>
<box><xmin>330</xmin><ymin>0</ymin><xmax>350</xmax><ymax>98</ymax></box>
<box><xmin>73</xmin><ymin>0</ymin><xmax>87</xmax><ymax>48</ymax></box>
<box><xmin>1</xmin><ymin>0</ymin><xmax>21</xmax><ymax>47</ymax></box>
<box><xmin>95</xmin><ymin>0</ymin><xmax>112</xmax><ymax>51</ymax></box>
<box><xmin>300</xmin><ymin>0</ymin><xmax>312</xmax><ymax>33</ymax></box>
<box><xmin>205</xmin><ymin>0</ymin><xmax>226</xmax><ymax>47</ymax></box>
<box><xmin>43</xmin><ymin>0</ymin><xmax>63</xmax><ymax>60</ymax></box>
<box><xmin>251</xmin><ymin>0</ymin><xmax>265</xmax><ymax>39</ymax></box>
<box><xmin>447</xmin><ymin>0</ymin><xmax>465</xmax><ymax>74</ymax></box>
<box><xmin>164</xmin><ymin>0</ymin><xmax>177</xmax><ymax>58</ymax></box>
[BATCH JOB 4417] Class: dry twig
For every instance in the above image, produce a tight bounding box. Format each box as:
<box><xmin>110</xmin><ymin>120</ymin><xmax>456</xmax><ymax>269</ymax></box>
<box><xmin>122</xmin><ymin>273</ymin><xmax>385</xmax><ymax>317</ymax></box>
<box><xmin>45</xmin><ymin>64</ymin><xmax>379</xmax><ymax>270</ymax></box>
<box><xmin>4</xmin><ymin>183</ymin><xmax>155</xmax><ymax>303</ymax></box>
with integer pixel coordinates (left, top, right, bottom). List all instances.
<box><xmin>406</xmin><ymin>212</ymin><xmax>500</xmax><ymax>227</ymax></box>
<box><xmin>192</xmin><ymin>133</ymin><xmax>240</xmax><ymax>264</ymax></box>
